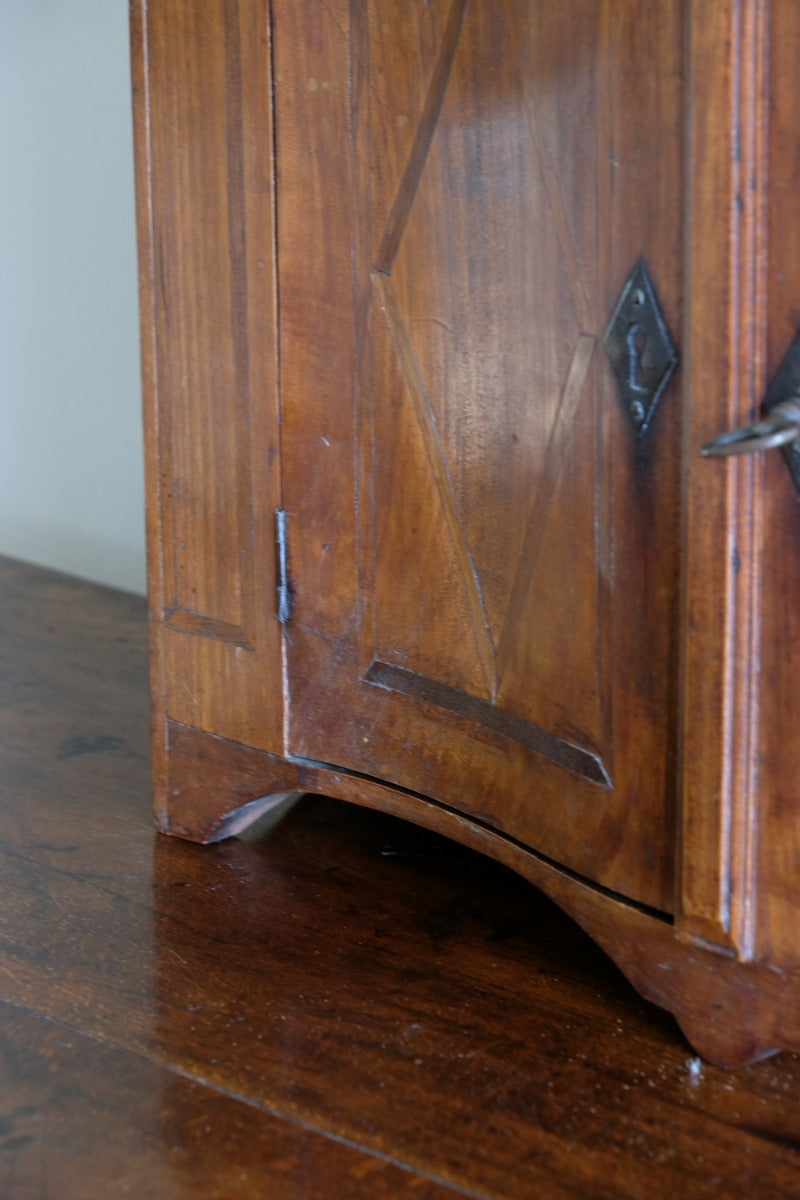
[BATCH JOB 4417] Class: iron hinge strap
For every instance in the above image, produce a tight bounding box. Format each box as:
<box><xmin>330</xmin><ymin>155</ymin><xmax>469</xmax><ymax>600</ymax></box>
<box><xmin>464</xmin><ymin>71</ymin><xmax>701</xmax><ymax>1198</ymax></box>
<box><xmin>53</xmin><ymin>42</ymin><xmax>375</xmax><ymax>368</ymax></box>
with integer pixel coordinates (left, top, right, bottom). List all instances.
<box><xmin>275</xmin><ymin>508</ymin><xmax>292</xmax><ymax>624</ymax></box>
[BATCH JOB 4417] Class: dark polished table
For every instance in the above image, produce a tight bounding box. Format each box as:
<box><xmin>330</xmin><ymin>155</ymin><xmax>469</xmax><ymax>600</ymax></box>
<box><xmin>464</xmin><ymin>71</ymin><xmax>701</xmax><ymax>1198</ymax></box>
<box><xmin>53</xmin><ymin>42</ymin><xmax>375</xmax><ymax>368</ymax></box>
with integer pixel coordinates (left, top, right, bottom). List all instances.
<box><xmin>2</xmin><ymin>554</ymin><xmax>800</xmax><ymax>1198</ymax></box>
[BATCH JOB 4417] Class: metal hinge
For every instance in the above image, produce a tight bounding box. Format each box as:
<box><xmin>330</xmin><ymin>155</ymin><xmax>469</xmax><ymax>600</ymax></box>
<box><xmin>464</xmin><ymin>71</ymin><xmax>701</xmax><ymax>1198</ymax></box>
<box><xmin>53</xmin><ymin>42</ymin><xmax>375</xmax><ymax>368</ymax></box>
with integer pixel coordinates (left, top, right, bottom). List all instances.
<box><xmin>275</xmin><ymin>508</ymin><xmax>292</xmax><ymax>623</ymax></box>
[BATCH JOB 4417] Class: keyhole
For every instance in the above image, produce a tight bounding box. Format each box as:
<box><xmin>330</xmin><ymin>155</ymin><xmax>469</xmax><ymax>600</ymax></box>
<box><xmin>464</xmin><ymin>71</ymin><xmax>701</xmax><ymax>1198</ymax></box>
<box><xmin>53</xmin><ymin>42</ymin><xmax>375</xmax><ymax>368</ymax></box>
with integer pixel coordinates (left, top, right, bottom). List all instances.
<box><xmin>626</xmin><ymin>322</ymin><xmax>648</xmax><ymax>395</ymax></box>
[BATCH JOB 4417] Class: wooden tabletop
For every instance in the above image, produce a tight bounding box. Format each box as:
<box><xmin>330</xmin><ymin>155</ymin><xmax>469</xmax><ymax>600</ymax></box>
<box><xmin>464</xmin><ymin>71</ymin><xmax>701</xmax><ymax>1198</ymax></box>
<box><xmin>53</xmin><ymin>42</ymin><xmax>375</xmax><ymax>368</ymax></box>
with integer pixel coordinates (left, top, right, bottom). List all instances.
<box><xmin>2</xmin><ymin>553</ymin><xmax>800</xmax><ymax>1198</ymax></box>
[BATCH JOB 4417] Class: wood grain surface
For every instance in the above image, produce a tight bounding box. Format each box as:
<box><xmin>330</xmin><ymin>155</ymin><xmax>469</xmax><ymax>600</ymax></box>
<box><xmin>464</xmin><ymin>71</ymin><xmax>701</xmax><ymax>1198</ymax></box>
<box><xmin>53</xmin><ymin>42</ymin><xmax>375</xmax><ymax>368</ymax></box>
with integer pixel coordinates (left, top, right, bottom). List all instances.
<box><xmin>3</xmin><ymin>555</ymin><xmax>800</xmax><ymax>1197</ymax></box>
<box><xmin>133</xmin><ymin>0</ymin><xmax>800</xmax><ymax>1068</ymax></box>
<box><xmin>275</xmin><ymin>0</ymin><xmax>683</xmax><ymax>912</ymax></box>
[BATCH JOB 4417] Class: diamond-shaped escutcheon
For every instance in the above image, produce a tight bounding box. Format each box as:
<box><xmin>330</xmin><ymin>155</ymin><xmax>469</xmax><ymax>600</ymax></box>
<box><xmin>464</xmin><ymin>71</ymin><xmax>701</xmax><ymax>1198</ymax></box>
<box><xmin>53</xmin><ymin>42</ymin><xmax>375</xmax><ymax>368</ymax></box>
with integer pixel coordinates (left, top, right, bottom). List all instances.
<box><xmin>603</xmin><ymin>260</ymin><xmax>677</xmax><ymax>436</ymax></box>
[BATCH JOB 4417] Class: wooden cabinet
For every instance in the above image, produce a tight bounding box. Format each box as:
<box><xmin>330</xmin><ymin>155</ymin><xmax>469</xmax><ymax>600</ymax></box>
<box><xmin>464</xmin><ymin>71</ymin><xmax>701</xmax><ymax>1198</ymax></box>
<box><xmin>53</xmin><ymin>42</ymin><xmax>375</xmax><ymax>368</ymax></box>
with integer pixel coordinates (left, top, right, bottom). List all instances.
<box><xmin>131</xmin><ymin>0</ymin><xmax>800</xmax><ymax>1065</ymax></box>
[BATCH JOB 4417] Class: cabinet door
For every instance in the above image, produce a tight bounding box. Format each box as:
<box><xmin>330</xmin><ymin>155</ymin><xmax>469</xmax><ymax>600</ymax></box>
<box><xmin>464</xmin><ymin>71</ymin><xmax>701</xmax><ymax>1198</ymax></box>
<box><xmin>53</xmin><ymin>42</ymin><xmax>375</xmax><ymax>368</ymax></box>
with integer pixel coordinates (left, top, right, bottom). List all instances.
<box><xmin>277</xmin><ymin>0</ymin><xmax>684</xmax><ymax>911</ymax></box>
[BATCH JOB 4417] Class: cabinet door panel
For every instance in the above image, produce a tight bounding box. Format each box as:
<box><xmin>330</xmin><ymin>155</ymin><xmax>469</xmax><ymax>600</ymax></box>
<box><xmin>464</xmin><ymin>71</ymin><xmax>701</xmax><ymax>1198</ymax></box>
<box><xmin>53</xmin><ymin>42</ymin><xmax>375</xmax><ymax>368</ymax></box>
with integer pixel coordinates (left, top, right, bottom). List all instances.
<box><xmin>278</xmin><ymin>0</ymin><xmax>684</xmax><ymax>910</ymax></box>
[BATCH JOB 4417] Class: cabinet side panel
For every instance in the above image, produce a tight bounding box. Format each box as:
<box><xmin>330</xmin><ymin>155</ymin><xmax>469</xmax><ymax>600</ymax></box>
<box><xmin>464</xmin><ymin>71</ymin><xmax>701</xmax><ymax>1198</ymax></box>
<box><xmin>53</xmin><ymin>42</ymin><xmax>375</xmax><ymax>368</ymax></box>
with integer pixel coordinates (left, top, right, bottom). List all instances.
<box><xmin>132</xmin><ymin>0</ymin><xmax>283</xmax><ymax>758</ymax></box>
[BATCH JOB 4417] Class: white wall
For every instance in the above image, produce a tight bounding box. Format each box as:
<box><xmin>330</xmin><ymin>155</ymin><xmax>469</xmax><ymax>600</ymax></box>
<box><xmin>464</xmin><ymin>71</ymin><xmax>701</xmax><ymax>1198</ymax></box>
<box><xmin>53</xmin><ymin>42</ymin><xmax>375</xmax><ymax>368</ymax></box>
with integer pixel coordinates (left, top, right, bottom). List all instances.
<box><xmin>0</xmin><ymin>1</ymin><xmax>145</xmax><ymax>594</ymax></box>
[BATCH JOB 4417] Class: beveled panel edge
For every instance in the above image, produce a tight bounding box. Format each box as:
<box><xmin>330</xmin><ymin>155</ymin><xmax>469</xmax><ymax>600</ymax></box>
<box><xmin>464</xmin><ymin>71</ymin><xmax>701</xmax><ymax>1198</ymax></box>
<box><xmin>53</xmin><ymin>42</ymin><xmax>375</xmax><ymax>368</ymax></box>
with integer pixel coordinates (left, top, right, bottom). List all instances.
<box><xmin>363</xmin><ymin>660</ymin><xmax>612</xmax><ymax>788</ymax></box>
